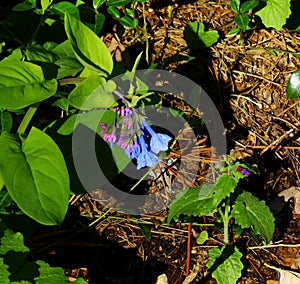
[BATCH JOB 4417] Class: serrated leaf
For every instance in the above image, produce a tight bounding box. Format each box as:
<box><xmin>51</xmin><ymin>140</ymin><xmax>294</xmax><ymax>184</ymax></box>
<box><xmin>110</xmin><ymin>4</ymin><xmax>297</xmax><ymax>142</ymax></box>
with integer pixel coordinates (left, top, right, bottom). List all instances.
<box><xmin>207</xmin><ymin>245</ymin><xmax>243</xmax><ymax>284</ymax></box>
<box><xmin>167</xmin><ymin>174</ymin><xmax>237</xmax><ymax>223</ymax></box>
<box><xmin>287</xmin><ymin>68</ymin><xmax>300</xmax><ymax>99</ymax></box>
<box><xmin>0</xmin><ymin>61</ymin><xmax>57</xmax><ymax>110</ymax></box>
<box><xmin>234</xmin><ymin>14</ymin><xmax>250</xmax><ymax>30</ymax></box>
<box><xmin>0</xmin><ymin>128</ymin><xmax>70</xmax><ymax>225</ymax></box>
<box><xmin>0</xmin><ymin>257</ymin><xmax>10</xmax><ymax>283</ymax></box>
<box><xmin>0</xmin><ymin>229</ymin><xmax>30</xmax><ymax>254</ymax></box>
<box><xmin>184</xmin><ymin>22</ymin><xmax>219</xmax><ymax>49</ymax></box>
<box><xmin>232</xmin><ymin>191</ymin><xmax>274</xmax><ymax>243</ymax></box>
<box><xmin>255</xmin><ymin>0</ymin><xmax>291</xmax><ymax>30</ymax></box>
<box><xmin>35</xmin><ymin>260</ymin><xmax>77</xmax><ymax>283</ymax></box>
<box><xmin>64</xmin><ymin>13</ymin><xmax>113</xmax><ymax>77</ymax></box>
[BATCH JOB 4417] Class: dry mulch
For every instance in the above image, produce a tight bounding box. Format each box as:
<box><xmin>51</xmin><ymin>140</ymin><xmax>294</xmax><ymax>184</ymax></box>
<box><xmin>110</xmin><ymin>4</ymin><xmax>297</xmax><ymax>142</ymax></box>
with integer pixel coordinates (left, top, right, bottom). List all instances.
<box><xmin>31</xmin><ymin>1</ymin><xmax>300</xmax><ymax>283</ymax></box>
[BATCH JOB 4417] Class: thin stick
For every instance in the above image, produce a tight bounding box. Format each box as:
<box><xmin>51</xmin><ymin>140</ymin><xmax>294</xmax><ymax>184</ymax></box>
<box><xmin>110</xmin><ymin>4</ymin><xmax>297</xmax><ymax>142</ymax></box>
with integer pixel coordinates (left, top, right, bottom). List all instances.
<box><xmin>186</xmin><ymin>221</ymin><xmax>192</xmax><ymax>276</ymax></box>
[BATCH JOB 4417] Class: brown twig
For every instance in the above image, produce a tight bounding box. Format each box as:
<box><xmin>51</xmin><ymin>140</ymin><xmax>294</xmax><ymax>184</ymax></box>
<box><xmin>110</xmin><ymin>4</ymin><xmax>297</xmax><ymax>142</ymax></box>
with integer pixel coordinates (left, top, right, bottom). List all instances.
<box><xmin>186</xmin><ymin>221</ymin><xmax>192</xmax><ymax>276</ymax></box>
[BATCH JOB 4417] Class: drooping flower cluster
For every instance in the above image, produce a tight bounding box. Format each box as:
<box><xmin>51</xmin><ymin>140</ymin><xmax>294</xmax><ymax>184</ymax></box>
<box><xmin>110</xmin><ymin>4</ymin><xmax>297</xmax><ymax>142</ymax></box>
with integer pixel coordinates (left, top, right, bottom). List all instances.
<box><xmin>99</xmin><ymin>106</ymin><xmax>172</xmax><ymax>170</ymax></box>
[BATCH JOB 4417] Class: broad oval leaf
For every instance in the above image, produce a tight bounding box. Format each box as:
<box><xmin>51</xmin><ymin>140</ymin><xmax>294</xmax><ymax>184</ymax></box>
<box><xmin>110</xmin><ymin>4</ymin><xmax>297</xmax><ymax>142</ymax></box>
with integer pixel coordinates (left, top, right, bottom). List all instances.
<box><xmin>287</xmin><ymin>68</ymin><xmax>300</xmax><ymax>99</ymax></box>
<box><xmin>0</xmin><ymin>61</ymin><xmax>57</xmax><ymax>110</ymax></box>
<box><xmin>52</xmin><ymin>2</ymin><xmax>80</xmax><ymax>19</ymax></box>
<box><xmin>68</xmin><ymin>76</ymin><xmax>116</xmax><ymax>109</ymax></box>
<box><xmin>0</xmin><ymin>128</ymin><xmax>70</xmax><ymax>225</ymax></box>
<box><xmin>64</xmin><ymin>13</ymin><xmax>113</xmax><ymax>77</ymax></box>
<box><xmin>232</xmin><ymin>191</ymin><xmax>275</xmax><ymax>243</ymax></box>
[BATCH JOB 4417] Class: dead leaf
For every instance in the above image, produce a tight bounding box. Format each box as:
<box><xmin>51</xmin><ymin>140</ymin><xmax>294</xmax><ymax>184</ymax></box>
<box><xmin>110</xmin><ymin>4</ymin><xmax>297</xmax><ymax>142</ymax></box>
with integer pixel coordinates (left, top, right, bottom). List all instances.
<box><xmin>278</xmin><ymin>187</ymin><xmax>300</xmax><ymax>215</ymax></box>
<box><xmin>155</xmin><ymin>274</ymin><xmax>168</xmax><ymax>284</ymax></box>
<box><xmin>265</xmin><ymin>264</ymin><xmax>300</xmax><ymax>284</ymax></box>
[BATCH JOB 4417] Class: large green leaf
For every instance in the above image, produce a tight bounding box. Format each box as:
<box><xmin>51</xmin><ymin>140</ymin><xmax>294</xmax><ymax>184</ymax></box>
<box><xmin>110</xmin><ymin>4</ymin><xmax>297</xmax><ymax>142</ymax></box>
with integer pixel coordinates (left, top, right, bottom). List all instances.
<box><xmin>286</xmin><ymin>68</ymin><xmax>300</xmax><ymax>99</ymax></box>
<box><xmin>0</xmin><ymin>111</ymin><xmax>13</xmax><ymax>134</ymax></box>
<box><xmin>232</xmin><ymin>191</ymin><xmax>275</xmax><ymax>243</ymax></box>
<box><xmin>207</xmin><ymin>245</ymin><xmax>243</xmax><ymax>284</ymax></box>
<box><xmin>64</xmin><ymin>13</ymin><xmax>113</xmax><ymax>77</ymax></box>
<box><xmin>68</xmin><ymin>76</ymin><xmax>116</xmax><ymax>109</ymax></box>
<box><xmin>167</xmin><ymin>174</ymin><xmax>237</xmax><ymax>223</ymax></box>
<box><xmin>0</xmin><ymin>128</ymin><xmax>70</xmax><ymax>225</ymax></box>
<box><xmin>255</xmin><ymin>0</ymin><xmax>291</xmax><ymax>30</ymax></box>
<box><xmin>184</xmin><ymin>22</ymin><xmax>219</xmax><ymax>49</ymax></box>
<box><xmin>0</xmin><ymin>61</ymin><xmax>57</xmax><ymax>109</ymax></box>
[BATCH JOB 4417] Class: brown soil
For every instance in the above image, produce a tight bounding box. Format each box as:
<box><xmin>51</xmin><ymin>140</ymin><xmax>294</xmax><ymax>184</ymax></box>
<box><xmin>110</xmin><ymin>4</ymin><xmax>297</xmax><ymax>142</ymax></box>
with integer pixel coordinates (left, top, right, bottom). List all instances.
<box><xmin>30</xmin><ymin>1</ymin><xmax>300</xmax><ymax>283</ymax></box>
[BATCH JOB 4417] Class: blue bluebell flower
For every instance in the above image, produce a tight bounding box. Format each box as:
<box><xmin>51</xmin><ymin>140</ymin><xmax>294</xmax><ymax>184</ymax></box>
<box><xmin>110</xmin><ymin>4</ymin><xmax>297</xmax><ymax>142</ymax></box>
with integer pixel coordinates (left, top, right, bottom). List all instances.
<box><xmin>142</xmin><ymin>120</ymin><xmax>172</xmax><ymax>154</ymax></box>
<box><xmin>136</xmin><ymin>135</ymin><xmax>160</xmax><ymax>169</ymax></box>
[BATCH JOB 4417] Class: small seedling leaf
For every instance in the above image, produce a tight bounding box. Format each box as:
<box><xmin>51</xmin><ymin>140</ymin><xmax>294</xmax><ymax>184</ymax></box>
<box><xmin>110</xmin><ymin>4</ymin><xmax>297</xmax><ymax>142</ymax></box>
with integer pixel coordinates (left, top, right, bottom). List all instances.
<box><xmin>184</xmin><ymin>22</ymin><xmax>219</xmax><ymax>49</ymax></box>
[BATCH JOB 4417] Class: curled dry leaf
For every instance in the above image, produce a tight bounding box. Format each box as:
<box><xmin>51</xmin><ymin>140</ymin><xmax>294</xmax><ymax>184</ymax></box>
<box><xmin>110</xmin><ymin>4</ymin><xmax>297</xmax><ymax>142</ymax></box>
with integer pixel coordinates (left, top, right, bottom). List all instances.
<box><xmin>278</xmin><ymin>187</ymin><xmax>300</xmax><ymax>215</ymax></box>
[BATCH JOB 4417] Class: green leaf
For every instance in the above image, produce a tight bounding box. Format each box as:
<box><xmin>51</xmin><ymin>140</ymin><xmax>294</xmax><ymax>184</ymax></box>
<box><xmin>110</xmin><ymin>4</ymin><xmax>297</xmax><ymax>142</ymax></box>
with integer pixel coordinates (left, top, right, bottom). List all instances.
<box><xmin>41</xmin><ymin>0</ymin><xmax>50</xmax><ymax>13</ymax></box>
<box><xmin>167</xmin><ymin>174</ymin><xmax>237</xmax><ymax>223</ymax></box>
<box><xmin>230</xmin><ymin>0</ymin><xmax>240</xmax><ymax>13</ymax></box>
<box><xmin>196</xmin><ymin>230</ymin><xmax>209</xmax><ymax>244</ymax></box>
<box><xmin>0</xmin><ymin>111</ymin><xmax>13</xmax><ymax>134</ymax></box>
<box><xmin>12</xmin><ymin>3</ymin><xmax>34</xmax><ymax>11</ymax></box>
<box><xmin>52</xmin><ymin>2</ymin><xmax>80</xmax><ymax>19</ymax></box>
<box><xmin>0</xmin><ymin>128</ymin><xmax>70</xmax><ymax>225</ymax></box>
<box><xmin>64</xmin><ymin>13</ymin><xmax>113</xmax><ymax>77</ymax></box>
<box><xmin>234</xmin><ymin>14</ymin><xmax>250</xmax><ymax>30</ymax></box>
<box><xmin>68</xmin><ymin>76</ymin><xmax>116</xmax><ymax>109</ymax></box>
<box><xmin>119</xmin><ymin>16</ymin><xmax>139</xmax><ymax>29</ymax></box>
<box><xmin>138</xmin><ymin>223</ymin><xmax>152</xmax><ymax>241</ymax></box>
<box><xmin>0</xmin><ymin>61</ymin><xmax>57</xmax><ymax>110</ymax></box>
<box><xmin>93</xmin><ymin>0</ymin><xmax>105</xmax><ymax>9</ymax></box>
<box><xmin>25</xmin><ymin>46</ymin><xmax>58</xmax><ymax>63</ymax></box>
<box><xmin>0</xmin><ymin>257</ymin><xmax>10</xmax><ymax>283</ymax></box>
<box><xmin>35</xmin><ymin>260</ymin><xmax>82</xmax><ymax>283</ymax></box>
<box><xmin>184</xmin><ymin>22</ymin><xmax>219</xmax><ymax>49</ymax></box>
<box><xmin>207</xmin><ymin>245</ymin><xmax>243</xmax><ymax>284</ymax></box>
<box><xmin>228</xmin><ymin>27</ymin><xmax>240</xmax><ymax>35</ymax></box>
<box><xmin>107</xmin><ymin>6</ymin><xmax>120</xmax><ymax>18</ymax></box>
<box><xmin>0</xmin><ymin>229</ymin><xmax>30</xmax><ymax>254</ymax></box>
<box><xmin>240</xmin><ymin>0</ymin><xmax>259</xmax><ymax>13</ymax></box>
<box><xmin>286</xmin><ymin>68</ymin><xmax>300</xmax><ymax>99</ymax></box>
<box><xmin>55</xmin><ymin>58</ymin><xmax>83</xmax><ymax>79</ymax></box>
<box><xmin>94</xmin><ymin>13</ymin><xmax>105</xmax><ymax>34</ymax></box>
<box><xmin>106</xmin><ymin>0</ymin><xmax>133</xmax><ymax>7</ymax></box>
<box><xmin>232</xmin><ymin>191</ymin><xmax>275</xmax><ymax>243</ymax></box>
<box><xmin>255</xmin><ymin>0</ymin><xmax>291</xmax><ymax>30</ymax></box>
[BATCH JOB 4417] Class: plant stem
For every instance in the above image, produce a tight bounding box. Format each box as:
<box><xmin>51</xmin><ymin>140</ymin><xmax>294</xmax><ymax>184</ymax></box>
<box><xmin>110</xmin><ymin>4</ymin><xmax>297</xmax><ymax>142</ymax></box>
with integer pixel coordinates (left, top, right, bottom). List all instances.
<box><xmin>223</xmin><ymin>204</ymin><xmax>230</xmax><ymax>244</ymax></box>
<box><xmin>17</xmin><ymin>103</ymin><xmax>40</xmax><ymax>135</ymax></box>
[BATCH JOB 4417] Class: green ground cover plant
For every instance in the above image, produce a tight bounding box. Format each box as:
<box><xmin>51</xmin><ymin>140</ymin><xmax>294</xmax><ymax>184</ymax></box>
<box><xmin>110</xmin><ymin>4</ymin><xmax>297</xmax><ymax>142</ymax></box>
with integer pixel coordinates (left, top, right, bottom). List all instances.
<box><xmin>0</xmin><ymin>0</ymin><xmax>295</xmax><ymax>282</ymax></box>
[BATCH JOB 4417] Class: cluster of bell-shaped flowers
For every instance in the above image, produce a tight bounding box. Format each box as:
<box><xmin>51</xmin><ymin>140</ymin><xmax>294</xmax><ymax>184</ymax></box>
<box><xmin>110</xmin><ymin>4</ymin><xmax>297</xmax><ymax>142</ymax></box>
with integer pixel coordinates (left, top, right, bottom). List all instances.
<box><xmin>99</xmin><ymin>106</ymin><xmax>172</xmax><ymax>170</ymax></box>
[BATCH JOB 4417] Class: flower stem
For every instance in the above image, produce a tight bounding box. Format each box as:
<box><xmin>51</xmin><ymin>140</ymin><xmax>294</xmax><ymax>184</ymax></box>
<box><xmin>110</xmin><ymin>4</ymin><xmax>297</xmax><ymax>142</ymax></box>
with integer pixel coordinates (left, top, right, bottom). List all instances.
<box><xmin>223</xmin><ymin>204</ymin><xmax>230</xmax><ymax>244</ymax></box>
<box><xmin>17</xmin><ymin>103</ymin><xmax>40</xmax><ymax>135</ymax></box>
